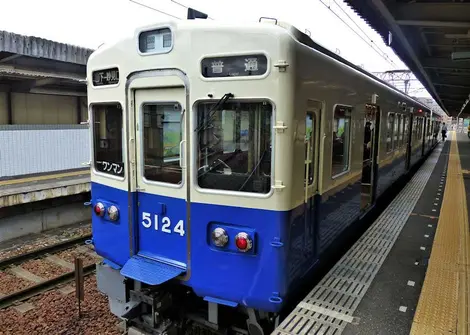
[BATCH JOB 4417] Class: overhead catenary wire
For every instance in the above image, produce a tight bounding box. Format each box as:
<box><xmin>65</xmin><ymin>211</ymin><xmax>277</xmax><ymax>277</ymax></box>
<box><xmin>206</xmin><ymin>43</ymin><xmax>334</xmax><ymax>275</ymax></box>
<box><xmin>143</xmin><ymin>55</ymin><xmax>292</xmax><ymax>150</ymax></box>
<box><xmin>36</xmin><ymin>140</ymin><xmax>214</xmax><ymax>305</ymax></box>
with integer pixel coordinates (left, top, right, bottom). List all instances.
<box><xmin>330</xmin><ymin>0</ymin><xmax>396</xmax><ymax>67</ymax></box>
<box><xmin>317</xmin><ymin>0</ymin><xmax>396</xmax><ymax>68</ymax></box>
<box><xmin>129</xmin><ymin>0</ymin><xmax>182</xmax><ymax>20</ymax></box>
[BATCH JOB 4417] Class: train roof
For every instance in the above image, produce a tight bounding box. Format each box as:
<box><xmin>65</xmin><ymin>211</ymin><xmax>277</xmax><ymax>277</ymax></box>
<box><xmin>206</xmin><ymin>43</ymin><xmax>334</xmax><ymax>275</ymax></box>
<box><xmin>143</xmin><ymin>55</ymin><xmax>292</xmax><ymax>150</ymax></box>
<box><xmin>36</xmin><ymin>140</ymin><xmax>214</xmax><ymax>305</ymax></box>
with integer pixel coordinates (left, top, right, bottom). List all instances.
<box><xmin>90</xmin><ymin>18</ymin><xmax>430</xmax><ymax>112</ymax></box>
<box><xmin>273</xmin><ymin>20</ymin><xmax>430</xmax><ymax>111</ymax></box>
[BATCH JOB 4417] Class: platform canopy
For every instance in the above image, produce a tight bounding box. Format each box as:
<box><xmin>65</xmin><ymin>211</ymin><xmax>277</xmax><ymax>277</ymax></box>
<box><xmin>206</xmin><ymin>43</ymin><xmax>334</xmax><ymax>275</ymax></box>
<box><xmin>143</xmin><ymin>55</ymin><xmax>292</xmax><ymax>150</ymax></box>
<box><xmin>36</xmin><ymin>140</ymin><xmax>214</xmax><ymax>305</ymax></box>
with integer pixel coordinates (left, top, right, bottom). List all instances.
<box><xmin>344</xmin><ymin>0</ymin><xmax>470</xmax><ymax>118</ymax></box>
<box><xmin>0</xmin><ymin>31</ymin><xmax>94</xmax><ymax>96</ymax></box>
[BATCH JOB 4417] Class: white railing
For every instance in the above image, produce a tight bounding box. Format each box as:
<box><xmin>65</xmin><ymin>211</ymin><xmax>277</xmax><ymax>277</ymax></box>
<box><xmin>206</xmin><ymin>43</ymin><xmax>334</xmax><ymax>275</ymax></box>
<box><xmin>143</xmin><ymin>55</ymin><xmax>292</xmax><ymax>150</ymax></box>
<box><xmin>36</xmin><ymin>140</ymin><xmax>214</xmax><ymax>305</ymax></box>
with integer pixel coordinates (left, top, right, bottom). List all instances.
<box><xmin>0</xmin><ymin>125</ymin><xmax>90</xmax><ymax>178</ymax></box>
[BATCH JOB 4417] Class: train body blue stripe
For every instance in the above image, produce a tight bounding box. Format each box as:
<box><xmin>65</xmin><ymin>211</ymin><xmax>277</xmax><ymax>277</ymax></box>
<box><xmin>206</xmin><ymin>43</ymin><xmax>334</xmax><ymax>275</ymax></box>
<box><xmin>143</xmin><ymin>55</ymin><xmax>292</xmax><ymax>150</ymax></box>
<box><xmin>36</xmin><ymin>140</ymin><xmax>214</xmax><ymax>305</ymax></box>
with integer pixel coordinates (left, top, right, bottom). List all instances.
<box><xmin>90</xmin><ymin>153</ymin><xmax>424</xmax><ymax>312</ymax></box>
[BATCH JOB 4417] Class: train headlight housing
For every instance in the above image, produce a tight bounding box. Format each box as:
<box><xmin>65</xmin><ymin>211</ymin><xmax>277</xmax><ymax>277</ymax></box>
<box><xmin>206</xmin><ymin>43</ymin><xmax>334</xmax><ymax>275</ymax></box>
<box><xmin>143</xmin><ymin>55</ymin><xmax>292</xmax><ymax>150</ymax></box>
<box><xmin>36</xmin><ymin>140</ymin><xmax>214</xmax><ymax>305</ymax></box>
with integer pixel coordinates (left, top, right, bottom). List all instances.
<box><xmin>108</xmin><ymin>205</ymin><xmax>119</xmax><ymax>221</ymax></box>
<box><xmin>94</xmin><ymin>202</ymin><xmax>105</xmax><ymax>217</ymax></box>
<box><xmin>211</xmin><ymin>227</ymin><xmax>229</xmax><ymax>247</ymax></box>
<box><xmin>235</xmin><ymin>232</ymin><xmax>253</xmax><ymax>252</ymax></box>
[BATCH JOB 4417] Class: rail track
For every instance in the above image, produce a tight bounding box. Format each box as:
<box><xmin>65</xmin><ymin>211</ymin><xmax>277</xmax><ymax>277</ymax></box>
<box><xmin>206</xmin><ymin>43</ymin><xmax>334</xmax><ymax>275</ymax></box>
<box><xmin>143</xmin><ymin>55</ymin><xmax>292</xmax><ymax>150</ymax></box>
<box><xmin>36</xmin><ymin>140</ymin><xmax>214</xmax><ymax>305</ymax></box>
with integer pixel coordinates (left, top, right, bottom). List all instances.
<box><xmin>0</xmin><ymin>233</ymin><xmax>97</xmax><ymax>309</ymax></box>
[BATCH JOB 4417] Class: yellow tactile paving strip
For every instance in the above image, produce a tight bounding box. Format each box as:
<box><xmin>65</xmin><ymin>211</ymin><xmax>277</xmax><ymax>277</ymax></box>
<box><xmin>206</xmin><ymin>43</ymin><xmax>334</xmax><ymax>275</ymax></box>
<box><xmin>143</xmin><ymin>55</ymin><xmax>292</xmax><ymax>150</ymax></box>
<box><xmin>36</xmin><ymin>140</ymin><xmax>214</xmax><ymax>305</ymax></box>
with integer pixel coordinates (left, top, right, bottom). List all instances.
<box><xmin>410</xmin><ymin>132</ymin><xmax>470</xmax><ymax>335</ymax></box>
<box><xmin>0</xmin><ymin>170</ymin><xmax>88</xmax><ymax>187</ymax></box>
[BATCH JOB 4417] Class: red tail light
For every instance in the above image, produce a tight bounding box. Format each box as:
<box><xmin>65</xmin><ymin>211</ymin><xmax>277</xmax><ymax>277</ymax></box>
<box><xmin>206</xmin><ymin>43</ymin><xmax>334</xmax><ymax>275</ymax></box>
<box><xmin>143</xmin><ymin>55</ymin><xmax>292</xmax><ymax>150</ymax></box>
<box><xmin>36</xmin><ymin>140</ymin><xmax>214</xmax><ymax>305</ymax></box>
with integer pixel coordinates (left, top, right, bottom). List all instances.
<box><xmin>235</xmin><ymin>232</ymin><xmax>252</xmax><ymax>252</ymax></box>
<box><xmin>94</xmin><ymin>202</ymin><xmax>105</xmax><ymax>217</ymax></box>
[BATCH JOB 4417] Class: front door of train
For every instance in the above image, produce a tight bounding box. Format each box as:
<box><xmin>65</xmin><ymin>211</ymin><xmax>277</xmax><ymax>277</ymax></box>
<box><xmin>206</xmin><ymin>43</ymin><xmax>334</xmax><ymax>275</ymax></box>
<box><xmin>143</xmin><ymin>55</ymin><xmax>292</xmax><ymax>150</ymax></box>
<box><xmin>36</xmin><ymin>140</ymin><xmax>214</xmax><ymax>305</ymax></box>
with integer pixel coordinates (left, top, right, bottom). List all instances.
<box><xmin>360</xmin><ymin>104</ymin><xmax>379</xmax><ymax>210</ymax></box>
<box><xmin>121</xmin><ymin>82</ymin><xmax>189</xmax><ymax>285</ymax></box>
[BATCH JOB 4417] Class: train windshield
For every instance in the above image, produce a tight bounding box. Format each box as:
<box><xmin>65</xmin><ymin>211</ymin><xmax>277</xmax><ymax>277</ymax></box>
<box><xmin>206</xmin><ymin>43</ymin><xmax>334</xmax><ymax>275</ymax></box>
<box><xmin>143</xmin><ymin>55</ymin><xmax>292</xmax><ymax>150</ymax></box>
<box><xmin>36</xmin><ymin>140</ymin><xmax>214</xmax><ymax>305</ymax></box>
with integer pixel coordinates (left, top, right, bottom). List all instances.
<box><xmin>196</xmin><ymin>101</ymin><xmax>272</xmax><ymax>194</ymax></box>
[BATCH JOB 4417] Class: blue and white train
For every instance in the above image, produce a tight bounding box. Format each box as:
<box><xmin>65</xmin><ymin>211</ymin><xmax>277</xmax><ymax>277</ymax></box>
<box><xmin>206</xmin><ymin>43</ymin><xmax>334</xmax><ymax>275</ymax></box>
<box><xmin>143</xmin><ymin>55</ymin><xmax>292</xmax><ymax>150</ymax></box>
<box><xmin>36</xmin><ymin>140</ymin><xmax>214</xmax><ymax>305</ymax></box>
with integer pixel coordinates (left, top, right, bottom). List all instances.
<box><xmin>87</xmin><ymin>17</ymin><xmax>438</xmax><ymax>335</ymax></box>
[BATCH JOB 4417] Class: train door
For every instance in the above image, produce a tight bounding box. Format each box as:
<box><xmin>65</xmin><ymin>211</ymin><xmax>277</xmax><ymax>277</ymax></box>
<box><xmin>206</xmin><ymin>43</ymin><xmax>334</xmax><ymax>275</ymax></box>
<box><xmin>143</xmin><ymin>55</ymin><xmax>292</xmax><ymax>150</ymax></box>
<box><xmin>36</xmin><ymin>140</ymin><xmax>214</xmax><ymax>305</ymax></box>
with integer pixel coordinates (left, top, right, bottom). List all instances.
<box><xmin>304</xmin><ymin>100</ymin><xmax>321</xmax><ymax>258</ymax></box>
<box><xmin>121</xmin><ymin>83</ymin><xmax>189</xmax><ymax>285</ymax></box>
<box><xmin>360</xmin><ymin>104</ymin><xmax>379</xmax><ymax>210</ymax></box>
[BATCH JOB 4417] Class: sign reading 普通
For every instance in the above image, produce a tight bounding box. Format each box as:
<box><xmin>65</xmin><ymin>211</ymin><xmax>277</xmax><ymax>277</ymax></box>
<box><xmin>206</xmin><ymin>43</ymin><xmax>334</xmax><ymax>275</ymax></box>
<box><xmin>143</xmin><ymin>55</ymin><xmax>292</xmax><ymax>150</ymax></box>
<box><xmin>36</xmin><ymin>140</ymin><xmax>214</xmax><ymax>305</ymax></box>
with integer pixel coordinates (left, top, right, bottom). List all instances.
<box><xmin>201</xmin><ymin>54</ymin><xmax>268</xmax><ymax>78</ymax></box>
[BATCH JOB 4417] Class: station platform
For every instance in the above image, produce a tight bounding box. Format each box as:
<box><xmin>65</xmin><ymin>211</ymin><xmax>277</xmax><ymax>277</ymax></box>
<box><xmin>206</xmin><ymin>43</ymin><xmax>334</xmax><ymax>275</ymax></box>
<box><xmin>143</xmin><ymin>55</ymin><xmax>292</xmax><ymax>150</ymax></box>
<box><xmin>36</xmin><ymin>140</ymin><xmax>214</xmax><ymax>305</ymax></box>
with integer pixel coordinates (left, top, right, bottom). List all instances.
<box><xmin>273</xmin><ymin>131</ymin><xmax>470</xmax><ymax>335</ymax></box>
<box><xmin>0</xmin><ymin>169</ymin><xmax>90</xmax><ymax>207</ymax></box>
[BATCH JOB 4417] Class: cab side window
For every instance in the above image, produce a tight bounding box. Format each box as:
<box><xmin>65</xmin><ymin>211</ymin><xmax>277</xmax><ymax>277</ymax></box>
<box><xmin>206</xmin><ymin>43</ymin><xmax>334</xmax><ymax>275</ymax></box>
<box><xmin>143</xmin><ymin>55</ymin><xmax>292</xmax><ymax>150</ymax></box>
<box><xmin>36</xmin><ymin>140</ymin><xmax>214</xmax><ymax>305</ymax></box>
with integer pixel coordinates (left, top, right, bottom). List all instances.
<box><xmin>92</xmin><ymin>103</ymin><xmax>124</xmax><ymax>177</ymax></box>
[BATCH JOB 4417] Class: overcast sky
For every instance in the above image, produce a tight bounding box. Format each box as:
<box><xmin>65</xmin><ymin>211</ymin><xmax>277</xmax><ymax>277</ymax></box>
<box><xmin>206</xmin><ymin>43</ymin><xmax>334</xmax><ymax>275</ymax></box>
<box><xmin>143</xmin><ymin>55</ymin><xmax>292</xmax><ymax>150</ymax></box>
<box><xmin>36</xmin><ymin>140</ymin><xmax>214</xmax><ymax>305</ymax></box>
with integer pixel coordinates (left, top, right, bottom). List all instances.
<box><xmin>0</xmin><ymin>0</ymin><xmax>430</xmax><ymax>96</ymax></box>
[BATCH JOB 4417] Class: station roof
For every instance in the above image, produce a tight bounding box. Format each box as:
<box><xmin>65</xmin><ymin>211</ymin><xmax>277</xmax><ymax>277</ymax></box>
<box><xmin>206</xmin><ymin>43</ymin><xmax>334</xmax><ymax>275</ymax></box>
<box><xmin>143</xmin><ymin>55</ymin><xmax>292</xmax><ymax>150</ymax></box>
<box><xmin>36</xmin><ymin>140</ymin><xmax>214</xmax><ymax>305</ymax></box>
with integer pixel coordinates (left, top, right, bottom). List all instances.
<box><xmin>344</xmin><ymin>0</ymin><xmax>470</xmax><ymax>117</ymax></box>
<box><xmin>0</xmin><ymin>31</ymin><xmax>94</xmax><ymax>96</ymax></box>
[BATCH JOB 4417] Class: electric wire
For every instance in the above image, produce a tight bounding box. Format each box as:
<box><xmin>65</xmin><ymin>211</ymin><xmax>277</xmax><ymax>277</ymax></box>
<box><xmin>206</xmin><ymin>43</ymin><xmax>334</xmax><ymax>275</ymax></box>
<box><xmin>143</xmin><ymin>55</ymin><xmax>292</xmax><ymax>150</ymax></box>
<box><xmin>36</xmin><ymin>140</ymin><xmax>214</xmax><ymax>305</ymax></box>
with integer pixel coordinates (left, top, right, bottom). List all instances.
<box><xmin>129</xmin><ymin>0</ymin><xmax>182</xmax><ymax>20</ymax></box>
<box><xmin>331</xmin><ymin>0</ymin><xmax>396</xmax><ymax>67</ymax></box>
<box><xmin>318</xmin><ymin>0</ymin><xmax>396</xmax><ymax>68</ymax></box>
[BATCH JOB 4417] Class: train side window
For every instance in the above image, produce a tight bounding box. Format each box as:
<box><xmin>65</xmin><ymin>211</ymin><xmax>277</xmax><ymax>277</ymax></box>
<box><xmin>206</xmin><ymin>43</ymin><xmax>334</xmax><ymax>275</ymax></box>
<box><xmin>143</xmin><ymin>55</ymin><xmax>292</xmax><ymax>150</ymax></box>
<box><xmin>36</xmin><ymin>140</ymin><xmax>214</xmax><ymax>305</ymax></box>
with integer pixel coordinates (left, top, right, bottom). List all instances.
<box><xmin>418</xmin><ymin>117</ymin><xmax>423</xmax><ymax>140</ymax></box>
<box><xmin>416</xmin><ymin>117</ymin><xmax>422</xmax><ymax>140</ymax></box>
<box><xmin>92</xmin><ymin>103</ymin><xmax>124</xmax><ymax>177</ymax></box>
<box><xmin>403</xmin><ymin>116</ymin><xmax>409</xmax><ymax>146</ymax></box>
<box><xmin>397</xmin><ymin>114</ymin><xmax>403</xmax><ymax>147</ymax></box>
<box><xmin>142</xmin><ymin>103</ymin><xmax>182</xmax><ymax>184</ymax></box>
<box><xmin>386</xmin><ymin>113</ymin><xmax>394</xmax><ymax>152</ymax></box>
<box><xmin>393</xmin><ymin>113</ymin><xmax>399</xmax><ymax>149</ymax></box>
<box><xmin>305</xmin><ymin>112</ymin><xmax>315</xmax><ymax>185</ymax></box>
<box><xmin>331</xmin><ymin>105</ymin><xmax>351</xmax><ymax>177</ymax></box>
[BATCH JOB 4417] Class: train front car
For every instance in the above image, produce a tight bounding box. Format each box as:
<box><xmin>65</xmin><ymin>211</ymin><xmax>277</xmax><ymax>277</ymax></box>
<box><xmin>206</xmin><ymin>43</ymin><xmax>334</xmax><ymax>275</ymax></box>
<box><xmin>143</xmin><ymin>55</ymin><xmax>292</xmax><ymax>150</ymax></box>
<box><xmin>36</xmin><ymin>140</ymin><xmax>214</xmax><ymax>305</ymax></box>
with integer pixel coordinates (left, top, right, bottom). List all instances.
<box><xmin>88</xmin><ymin>20</ymin><xmax>297</xmax><ymax>334</ymax></box>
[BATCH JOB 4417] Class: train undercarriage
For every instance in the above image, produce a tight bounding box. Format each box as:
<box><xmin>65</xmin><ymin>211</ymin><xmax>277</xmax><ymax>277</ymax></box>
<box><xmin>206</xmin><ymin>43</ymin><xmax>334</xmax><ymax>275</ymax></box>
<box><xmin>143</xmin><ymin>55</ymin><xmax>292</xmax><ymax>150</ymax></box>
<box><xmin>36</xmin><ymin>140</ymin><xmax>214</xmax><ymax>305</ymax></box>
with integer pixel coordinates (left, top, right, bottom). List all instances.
<box><xmin>97</xmin><ymin>262</ymin><xmax>279</xmax><ymax>335</ymax></box>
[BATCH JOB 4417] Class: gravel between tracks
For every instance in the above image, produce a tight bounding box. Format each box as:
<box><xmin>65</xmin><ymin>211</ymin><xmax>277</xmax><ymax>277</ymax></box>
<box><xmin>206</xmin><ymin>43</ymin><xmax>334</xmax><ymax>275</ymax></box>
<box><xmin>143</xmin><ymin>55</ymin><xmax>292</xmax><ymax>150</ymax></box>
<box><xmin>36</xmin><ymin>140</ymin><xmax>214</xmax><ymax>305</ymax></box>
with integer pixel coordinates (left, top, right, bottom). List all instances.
<box><xmin>0</xmin><ymin>276</ymin><xmax>122</xmax><ymax>335</ymax></box>
<box><xmin>20</xmin><ymin>259</ymin><xmax>70</xmax><ymax>280</ymax></box>
<box><xmin>0</xmin><ymin>271</ymin><xmax>33</xmax><ymax>294</ymax></box>
<box><xmin>0</xmin><ymin>224</ymin><xmax>91</xmax><ymax>262</ymax></box>
<box><xmin>54</xmin><ymin>248</ymin><xmax>101</xmax><ymax>267</ymax></box>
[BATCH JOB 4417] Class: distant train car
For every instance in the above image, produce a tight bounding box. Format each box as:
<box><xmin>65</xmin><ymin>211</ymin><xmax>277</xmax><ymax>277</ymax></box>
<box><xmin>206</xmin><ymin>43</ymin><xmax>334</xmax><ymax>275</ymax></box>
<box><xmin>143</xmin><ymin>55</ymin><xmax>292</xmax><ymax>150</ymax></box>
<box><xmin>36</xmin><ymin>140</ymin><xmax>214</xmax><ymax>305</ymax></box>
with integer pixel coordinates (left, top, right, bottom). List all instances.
<box><xmin>87</xmin><ymin>18</ymin><xmax>435</xmax><ymax>335</ymax></box>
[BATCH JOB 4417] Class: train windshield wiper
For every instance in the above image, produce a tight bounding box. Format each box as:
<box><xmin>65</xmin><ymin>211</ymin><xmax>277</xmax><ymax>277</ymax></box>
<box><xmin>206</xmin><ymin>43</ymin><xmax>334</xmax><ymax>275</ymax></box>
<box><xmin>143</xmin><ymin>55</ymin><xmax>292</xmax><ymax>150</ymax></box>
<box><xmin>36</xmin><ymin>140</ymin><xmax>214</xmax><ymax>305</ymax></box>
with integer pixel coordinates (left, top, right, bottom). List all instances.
<box><xmin>195</xmin><ymin>93</ymin><xmax>233</xmax><ymax>133</ymax></box>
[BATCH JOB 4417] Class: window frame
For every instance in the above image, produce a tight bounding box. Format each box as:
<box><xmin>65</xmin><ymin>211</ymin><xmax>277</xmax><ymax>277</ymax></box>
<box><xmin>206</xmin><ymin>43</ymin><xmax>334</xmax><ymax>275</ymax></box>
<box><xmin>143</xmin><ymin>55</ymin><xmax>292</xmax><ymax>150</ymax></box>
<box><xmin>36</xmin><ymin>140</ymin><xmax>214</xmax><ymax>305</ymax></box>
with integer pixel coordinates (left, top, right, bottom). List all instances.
<box><xmin>140</xmin><ymin>101</ymin><xmax>184</xmax><ymax>187</ymax></box>
<box><xmin>192</xmin><ymin>98</ymin><xmax>276</xmax><ymax>198</ymax></box>
<box><xmin>331</xmin><ymin>104</ymin><xmax>353</xmax><ymax>179</ymax></box>
<box><xmin>90</xmin><ymin>102</ymin><xmax>126</xmax><ymax>181</ymax></box>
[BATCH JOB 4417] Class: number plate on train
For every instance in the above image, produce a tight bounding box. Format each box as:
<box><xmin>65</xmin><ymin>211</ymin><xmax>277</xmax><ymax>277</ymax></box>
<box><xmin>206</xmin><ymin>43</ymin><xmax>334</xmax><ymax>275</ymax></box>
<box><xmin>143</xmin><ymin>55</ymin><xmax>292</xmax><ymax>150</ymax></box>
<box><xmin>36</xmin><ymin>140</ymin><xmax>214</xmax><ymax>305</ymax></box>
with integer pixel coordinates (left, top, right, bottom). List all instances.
<box><xmin>141</xmin><ymin>212</ymin><xmax>185</xmax><ymax>236</ymax></box>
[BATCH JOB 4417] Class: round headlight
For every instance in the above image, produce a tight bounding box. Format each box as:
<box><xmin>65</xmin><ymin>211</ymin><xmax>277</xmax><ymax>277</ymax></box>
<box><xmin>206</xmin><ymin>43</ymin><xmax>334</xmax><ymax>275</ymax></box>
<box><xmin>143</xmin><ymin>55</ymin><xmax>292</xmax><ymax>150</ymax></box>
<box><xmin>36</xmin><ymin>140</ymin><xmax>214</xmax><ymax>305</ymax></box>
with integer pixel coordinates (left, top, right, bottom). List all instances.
<box><xmin>211</xmin><ymin>227</ymin><xmax>229</xmax><ymax>247</ymax></box>
<box><xmin>108</xmin><ymin>205</ymin><xmax>119</xmax><ymax>221</ymax></box>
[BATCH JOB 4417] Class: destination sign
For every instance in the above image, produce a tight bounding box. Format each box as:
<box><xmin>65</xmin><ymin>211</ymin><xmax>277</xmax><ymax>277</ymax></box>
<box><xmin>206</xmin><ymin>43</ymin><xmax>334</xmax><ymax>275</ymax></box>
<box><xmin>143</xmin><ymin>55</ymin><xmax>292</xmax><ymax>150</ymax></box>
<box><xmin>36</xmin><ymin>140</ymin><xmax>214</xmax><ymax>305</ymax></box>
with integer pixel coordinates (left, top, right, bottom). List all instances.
<box><xmin>201</xmin><ymin>54</ymin><xmax>268</xmax><ymax>78</ymax></box>
<box><xmin>92</xmin><ymin>68</ymin><xmax>119</xmax><ymax>86</ymax></box>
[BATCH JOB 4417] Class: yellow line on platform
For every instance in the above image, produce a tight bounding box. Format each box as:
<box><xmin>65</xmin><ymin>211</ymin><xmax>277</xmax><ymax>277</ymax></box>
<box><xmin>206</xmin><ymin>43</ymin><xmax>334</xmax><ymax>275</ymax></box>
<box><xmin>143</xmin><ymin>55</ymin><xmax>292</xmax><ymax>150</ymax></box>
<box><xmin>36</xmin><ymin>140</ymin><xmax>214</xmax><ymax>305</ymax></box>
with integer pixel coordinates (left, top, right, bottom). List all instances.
<box><xmin>410</xmin><ymin>132</ymin><xmax>470</xmax><ymax>335</ymax></box>
<box><xmin>0</xmin><ymin>170</ymin><xmax>89</xmax><ymax>187</ymax></box>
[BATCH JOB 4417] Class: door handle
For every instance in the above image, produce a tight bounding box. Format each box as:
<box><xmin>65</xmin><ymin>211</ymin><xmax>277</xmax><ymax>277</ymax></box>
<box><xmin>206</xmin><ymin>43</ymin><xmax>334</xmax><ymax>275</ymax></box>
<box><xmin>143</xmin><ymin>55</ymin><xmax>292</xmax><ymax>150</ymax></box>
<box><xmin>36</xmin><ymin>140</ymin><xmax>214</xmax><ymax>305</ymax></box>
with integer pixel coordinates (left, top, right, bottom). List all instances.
<box><xmin>179</xmin><ymin>140</ymin><xmax>186</xmax><ymax>169</ymax></box>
